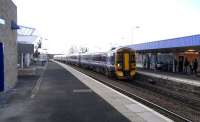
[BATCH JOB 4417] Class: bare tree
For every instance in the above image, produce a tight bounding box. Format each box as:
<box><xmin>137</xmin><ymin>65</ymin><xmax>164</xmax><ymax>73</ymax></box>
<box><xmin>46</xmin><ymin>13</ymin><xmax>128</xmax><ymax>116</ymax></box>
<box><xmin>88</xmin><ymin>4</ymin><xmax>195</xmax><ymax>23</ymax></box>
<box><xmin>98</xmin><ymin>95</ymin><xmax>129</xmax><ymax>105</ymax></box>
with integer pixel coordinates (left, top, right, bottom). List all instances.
<box><xmin>69</xmin><ymin>46</ymin><xmax>78</xmax><ymax>54</ymax></box>
<box><xmin>68</xmin><ymin>45</ymin><xmax>89</xmax><ymax>54</ymax></box>
<box><xmin>79</xmin><ymin>46</ymin><xmax>89</xmax><ymax>53</ymax></box>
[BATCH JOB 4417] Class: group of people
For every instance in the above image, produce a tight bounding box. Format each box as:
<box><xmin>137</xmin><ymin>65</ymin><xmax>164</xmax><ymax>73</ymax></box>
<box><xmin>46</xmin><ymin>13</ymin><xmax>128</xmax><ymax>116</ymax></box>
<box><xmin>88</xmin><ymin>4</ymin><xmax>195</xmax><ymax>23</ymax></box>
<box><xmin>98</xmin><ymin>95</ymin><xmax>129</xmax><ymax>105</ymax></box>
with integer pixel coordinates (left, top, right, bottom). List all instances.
<box><xmin>174</xmin><ymin>58</ymin><xmax>199</xmax><ymax>75</ymax></box>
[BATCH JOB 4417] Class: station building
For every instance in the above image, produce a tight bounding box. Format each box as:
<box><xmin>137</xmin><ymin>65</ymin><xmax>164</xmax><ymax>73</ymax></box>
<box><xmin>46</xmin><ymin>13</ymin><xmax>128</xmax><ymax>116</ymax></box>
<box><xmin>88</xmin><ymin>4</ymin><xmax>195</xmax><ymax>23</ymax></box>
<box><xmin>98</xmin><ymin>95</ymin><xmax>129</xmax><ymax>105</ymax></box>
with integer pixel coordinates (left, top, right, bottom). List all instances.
<box><xmin>0</xmin><ymin>0</ymin><xmax>19</xmax><ymax>92</ymax></box>
<box><xmin>17</xmin><ymin>26</ymin><xmax>39</xmax><ymax>68</ymax></box>
<box><xmin>129</xmin><ymin>34</ymin><xmax>200</xmax><ymax>73</ymax></box>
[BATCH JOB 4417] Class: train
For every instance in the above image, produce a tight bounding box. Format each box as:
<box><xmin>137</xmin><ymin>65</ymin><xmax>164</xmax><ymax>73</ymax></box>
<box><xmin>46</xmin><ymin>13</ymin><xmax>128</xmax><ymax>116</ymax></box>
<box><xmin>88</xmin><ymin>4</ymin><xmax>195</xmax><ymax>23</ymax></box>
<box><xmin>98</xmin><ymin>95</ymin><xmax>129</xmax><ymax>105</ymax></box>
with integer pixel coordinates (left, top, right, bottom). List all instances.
<box><xmin>54</xmin><ymin>47</ymin><xmax>136</xmax><ymax>80</ymax></box>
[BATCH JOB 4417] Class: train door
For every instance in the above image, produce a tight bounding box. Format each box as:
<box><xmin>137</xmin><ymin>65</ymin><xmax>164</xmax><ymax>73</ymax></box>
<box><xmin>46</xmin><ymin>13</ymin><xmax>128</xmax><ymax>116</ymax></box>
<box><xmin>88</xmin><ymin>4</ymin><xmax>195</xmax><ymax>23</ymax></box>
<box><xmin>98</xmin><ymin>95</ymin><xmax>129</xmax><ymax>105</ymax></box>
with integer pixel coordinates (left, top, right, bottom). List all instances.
<box><xmin>124</xmin><ymin>53</ymin><xmax>130</xmax><ymax>71</ymax></box>
<box><xmin>0</xmin><ymin>42</ymin><xmax>4</xmax><ymax>92</ymax></box>
<box><xmin>123</xmin><ymin>52</ymin><xmax>131</xmax><ymax>77</ymax></box>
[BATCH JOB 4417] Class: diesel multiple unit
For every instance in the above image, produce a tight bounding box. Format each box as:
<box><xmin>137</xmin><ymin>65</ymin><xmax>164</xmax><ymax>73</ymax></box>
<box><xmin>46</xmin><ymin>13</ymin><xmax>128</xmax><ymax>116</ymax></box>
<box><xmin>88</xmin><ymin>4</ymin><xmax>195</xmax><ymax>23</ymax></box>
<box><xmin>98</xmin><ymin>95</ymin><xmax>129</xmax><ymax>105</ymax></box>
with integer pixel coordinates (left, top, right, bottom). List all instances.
<box><xmin>54</xmin><ymin>47</ymin><xmax>136</xmax><ymax>79</ymax></box>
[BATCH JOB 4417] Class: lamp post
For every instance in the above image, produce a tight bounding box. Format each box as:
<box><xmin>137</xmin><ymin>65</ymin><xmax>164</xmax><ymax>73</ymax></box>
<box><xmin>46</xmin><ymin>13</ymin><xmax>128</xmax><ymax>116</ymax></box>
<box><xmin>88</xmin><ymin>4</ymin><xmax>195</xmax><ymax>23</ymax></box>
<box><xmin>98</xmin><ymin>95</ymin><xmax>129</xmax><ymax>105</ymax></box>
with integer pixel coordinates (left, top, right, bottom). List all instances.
<box><xmin>131</xmin><ymin>26</ymin><xmax>140</xmax><ymax>43</ymax></box>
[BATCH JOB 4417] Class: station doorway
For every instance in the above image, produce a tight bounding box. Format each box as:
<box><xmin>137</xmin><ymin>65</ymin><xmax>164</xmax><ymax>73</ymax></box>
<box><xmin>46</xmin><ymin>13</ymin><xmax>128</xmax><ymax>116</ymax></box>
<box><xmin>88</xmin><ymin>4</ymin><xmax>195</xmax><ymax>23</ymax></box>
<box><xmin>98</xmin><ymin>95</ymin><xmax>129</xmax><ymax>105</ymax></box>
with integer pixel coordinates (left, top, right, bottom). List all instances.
<box><xmin>0</xmin><ymin>42</ymin><xmax>4</xmax><ymax>92</ymax></box>
<box><xmin>175</xmin><ymin>51</ymin><xmax>200</xmax><ymax>73</ymax></box>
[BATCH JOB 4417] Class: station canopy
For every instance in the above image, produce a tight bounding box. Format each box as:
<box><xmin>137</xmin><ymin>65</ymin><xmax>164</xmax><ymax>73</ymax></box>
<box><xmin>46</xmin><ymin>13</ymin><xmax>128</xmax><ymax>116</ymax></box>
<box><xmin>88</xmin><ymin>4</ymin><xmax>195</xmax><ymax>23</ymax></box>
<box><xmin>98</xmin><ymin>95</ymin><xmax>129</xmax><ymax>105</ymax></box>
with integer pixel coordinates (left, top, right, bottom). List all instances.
<box><xmin>128</xmin><ymin>34</ymin><xmax>200</xmax><ymax>53</ymax></box>
<box><xmin>17</xmin><ymin>26</ymin><xmax>40</xmax><ymax>45</ymax></box>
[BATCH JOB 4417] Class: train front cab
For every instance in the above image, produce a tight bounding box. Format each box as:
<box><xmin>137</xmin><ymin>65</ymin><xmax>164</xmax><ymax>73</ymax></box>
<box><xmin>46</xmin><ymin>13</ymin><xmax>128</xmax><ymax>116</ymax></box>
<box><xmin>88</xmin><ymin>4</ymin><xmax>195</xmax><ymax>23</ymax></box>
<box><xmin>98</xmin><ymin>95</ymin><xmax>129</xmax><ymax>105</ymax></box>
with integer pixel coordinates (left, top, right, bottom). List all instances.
<box><xmin>115</xmin><ymin>48</ymin><xmax>136</xmax><ymax>80</ymax></box>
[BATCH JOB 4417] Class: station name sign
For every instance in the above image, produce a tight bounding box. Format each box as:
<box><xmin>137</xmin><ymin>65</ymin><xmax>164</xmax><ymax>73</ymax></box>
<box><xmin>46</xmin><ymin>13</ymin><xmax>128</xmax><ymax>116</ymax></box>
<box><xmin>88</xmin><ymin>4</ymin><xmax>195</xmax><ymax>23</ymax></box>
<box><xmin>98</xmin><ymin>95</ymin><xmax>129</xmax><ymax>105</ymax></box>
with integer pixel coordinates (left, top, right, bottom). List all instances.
<box><xmin>0</xmin><ymin>18</ymin><xmax>5</xmax><ymax>25</ymax></box>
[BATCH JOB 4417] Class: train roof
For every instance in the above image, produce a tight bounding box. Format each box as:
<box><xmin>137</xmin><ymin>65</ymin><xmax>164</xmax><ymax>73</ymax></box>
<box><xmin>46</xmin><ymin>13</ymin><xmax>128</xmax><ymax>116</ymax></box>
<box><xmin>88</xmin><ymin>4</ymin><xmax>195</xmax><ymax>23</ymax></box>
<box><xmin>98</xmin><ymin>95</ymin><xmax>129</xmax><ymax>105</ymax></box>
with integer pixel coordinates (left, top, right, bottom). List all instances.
<box><xmin>111</xmin><ymin>47</ymin><xmax>135</xmax><ymax>52</ymax></box>
<box><xmin>65</xmin><ymin>47</ymin><xmax>135</xmax><ymax>57</ymax></box>
<box><xmin>80</xmin><ymin>51</ymin><xmax>107</xmax><ymax>56</ymax></box>
<box><xmin>54</xmin><ymin>54</ymin><xmax>66</xmax><ymax>58</ymax></box>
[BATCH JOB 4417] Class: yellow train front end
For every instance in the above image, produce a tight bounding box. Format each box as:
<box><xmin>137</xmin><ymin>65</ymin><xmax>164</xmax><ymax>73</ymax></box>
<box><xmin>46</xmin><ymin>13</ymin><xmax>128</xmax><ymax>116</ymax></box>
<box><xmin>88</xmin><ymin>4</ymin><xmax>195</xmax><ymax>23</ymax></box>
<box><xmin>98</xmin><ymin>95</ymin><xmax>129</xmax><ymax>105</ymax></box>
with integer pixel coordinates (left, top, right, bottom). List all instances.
<box><xmin>114</xmin><ymin>48</ymin><xmax>136</xmax><ymax>80</ymax></box>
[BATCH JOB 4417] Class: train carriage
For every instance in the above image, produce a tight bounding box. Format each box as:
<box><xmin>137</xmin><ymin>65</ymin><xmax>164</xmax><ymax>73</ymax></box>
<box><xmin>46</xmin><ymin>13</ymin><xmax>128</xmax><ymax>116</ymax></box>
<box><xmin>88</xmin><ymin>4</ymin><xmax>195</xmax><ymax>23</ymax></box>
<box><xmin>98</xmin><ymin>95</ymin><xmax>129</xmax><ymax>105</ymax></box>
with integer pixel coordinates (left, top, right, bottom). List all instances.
<box><xmin>54</xmin><ymin>47</ymin><xmax>136</xmax><ymax>80</ymax></box>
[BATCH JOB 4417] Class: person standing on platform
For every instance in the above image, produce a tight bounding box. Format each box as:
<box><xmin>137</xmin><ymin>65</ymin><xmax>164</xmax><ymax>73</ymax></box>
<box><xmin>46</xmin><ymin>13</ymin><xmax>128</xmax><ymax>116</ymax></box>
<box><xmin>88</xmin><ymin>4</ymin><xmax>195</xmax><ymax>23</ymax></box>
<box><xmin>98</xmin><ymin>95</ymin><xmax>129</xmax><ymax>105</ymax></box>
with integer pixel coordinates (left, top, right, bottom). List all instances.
<box><xmin>184</xmin><ymin>58</ymin><xmax>189</xmax><ymax>74</ymax></box>
<box><xmin>193</xmin><ymin>59</ymin><xmax>198</xmax><ymax>75</ymax></box>
<box><xmin>189</xmin><ymin>62</ymin><xmax>193</xmax><ymax>74</ymax></box>
<box><xmin>179</xmin><ymin>58</ymin><xmax>183</xmax><ymax>72</ymax></box>
<box><xmin>174</xmin><ymin>59</ymin><xmax>177</xmax><ymax>72</ymax></box>
<box><xmin>143</xmin><ymin>59</ymin><xmax>146</xmax><ymax>69</ymax></box>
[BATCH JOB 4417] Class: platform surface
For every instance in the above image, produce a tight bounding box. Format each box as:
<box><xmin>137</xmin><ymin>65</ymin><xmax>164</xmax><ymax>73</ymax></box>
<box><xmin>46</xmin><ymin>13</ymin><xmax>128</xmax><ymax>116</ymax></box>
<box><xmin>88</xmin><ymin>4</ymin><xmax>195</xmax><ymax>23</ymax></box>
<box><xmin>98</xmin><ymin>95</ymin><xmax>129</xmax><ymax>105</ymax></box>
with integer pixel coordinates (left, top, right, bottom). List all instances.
<box><xmin>56</xmin><ymin>61</ymin><xmax>173</xmax><ymax>122</ymax></box>
<box><xmin>137</xmin><ymin>69</ymin><xmax>200</xmax><ymax>87</ymax></box>
<box><xmin>0</xmin><ymin>61</ymin><xmax>173</xmax><ymax>122</ymax></box>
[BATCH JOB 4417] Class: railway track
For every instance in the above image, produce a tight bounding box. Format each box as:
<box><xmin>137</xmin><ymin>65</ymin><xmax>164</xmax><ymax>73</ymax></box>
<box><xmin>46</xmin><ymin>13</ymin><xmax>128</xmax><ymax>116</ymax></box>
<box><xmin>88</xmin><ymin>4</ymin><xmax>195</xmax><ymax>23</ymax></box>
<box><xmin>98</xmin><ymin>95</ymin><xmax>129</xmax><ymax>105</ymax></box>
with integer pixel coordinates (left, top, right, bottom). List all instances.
<box><xmin>65</xmin><ymin>63</ymin><xmax>199</xmax><ymax>122</ymax></box>
<box><xmin>93</xmin><ymin>77</ymin><xmax>191</xmax><ymax>122</ymax></box>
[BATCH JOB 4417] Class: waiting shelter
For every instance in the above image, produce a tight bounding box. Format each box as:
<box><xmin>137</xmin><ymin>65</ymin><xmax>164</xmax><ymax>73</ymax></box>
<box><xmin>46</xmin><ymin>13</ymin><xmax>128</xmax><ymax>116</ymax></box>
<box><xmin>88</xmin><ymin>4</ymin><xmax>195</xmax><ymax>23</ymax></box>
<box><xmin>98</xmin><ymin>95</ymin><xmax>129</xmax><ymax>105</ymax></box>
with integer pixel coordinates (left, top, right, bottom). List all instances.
<box><xmin>17</xmin><ymin>26</ymin><xmax>40</xmax><ymax>68</ymax></box>
<box><xmin>128</xmin><ymin>34</ymin><xmax>200</xmax><ymax>73</ymax></box>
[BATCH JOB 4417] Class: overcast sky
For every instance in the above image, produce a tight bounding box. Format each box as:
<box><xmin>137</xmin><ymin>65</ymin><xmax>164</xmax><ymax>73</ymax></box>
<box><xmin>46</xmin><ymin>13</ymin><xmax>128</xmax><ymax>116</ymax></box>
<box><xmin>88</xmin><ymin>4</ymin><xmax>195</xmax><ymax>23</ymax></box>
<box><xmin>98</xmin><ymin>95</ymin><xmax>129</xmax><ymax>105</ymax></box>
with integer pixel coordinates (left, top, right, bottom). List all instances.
<box><xmin>13</xmin><ymin>0</ymin><xmax>200</xmax><ymax>54</ymax></box>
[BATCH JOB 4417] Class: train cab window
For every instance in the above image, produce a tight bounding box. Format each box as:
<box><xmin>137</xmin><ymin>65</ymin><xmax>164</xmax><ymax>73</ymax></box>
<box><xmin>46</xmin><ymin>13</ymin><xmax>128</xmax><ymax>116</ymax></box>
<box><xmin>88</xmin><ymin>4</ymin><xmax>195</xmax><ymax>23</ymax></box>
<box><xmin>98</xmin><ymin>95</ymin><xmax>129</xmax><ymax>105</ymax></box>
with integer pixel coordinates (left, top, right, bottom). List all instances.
<box><xmin>130</xmin><ymin>54</ymin><xmax>135</xmax><ymax>63</ymax></box>
<box><xmin>117</xmin><ymin>53</ymin><xmax>123</xmax><ymax>62</ymax></box>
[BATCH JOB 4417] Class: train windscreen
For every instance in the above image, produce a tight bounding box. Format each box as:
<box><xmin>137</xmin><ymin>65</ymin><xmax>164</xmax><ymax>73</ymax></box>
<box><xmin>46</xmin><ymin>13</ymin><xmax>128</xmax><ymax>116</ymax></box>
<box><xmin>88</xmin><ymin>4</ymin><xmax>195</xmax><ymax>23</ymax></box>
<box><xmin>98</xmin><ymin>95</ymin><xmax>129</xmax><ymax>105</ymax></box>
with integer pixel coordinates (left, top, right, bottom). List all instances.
<box><xmin>116</xmin><ymin>52</ymin><xmax>123</xmax><ymax>70</ymax></box>
<box><xmin>130</xmin><ymin>53</ymin><xmax>135</xmax><ymax>63</ymax></box>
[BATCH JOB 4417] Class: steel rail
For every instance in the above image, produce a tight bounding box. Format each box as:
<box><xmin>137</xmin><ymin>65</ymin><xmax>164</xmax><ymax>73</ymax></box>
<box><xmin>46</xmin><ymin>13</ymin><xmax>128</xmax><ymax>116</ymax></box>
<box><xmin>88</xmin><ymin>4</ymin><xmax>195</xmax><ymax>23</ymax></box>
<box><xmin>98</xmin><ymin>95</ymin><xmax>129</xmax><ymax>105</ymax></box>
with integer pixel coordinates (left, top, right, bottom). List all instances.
<box><xmin>97</xmin><ymin>78</ymin><xmax>192</xmax><ymax>122</ymax></box>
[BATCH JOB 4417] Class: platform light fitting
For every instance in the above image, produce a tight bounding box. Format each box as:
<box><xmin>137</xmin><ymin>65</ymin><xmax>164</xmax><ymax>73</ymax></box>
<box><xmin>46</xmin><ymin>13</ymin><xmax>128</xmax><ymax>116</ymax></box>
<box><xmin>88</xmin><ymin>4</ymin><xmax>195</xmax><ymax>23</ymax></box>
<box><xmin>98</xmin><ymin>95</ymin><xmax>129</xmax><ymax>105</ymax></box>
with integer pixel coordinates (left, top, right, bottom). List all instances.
<box><xmin>185</xmin><ymin>51</ymin><xmax>198</xmax><ymax>54</ymax></box>
<box><xmin>187</xmin><ymin>49</ymin><xmax>196</xmax><ymax>52</ymax></box>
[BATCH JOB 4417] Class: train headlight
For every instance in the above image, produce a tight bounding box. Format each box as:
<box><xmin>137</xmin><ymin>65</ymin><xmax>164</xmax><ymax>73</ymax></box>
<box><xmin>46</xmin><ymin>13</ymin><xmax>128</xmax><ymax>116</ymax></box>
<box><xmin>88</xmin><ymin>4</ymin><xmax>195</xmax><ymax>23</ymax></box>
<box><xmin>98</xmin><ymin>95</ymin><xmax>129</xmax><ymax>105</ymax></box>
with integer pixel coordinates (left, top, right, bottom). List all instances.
<box><xmin>117</xmin><ymin>63</ymin><xmax>122</xmax><ymax>70</ymax></box>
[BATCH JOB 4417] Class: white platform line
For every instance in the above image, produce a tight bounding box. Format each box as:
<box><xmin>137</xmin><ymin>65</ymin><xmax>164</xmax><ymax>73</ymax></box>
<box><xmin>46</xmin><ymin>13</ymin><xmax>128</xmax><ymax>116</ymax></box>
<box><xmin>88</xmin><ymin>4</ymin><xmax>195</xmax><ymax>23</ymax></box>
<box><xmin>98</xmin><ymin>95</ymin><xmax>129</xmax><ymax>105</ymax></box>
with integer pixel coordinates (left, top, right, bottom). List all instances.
<box><xmin>30</xmin><ymin>63</ymin><xmax>48</xmax><ymax>99</ymax></box>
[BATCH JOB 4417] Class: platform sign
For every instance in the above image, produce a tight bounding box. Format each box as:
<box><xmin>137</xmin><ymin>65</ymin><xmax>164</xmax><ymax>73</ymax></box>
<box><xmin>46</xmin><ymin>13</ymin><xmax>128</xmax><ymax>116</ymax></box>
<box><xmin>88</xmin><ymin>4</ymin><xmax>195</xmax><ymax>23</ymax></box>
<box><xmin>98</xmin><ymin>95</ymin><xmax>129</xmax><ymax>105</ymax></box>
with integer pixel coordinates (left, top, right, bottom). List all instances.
<box><xmin>0</xmin><ymin>18</ymin><xmax>5</xmax><ymax>25</ymax></box>
<box><xmin>0</xmin><ymin>43</ymin><xmax>4</xmax><ymax>92</ymax></box>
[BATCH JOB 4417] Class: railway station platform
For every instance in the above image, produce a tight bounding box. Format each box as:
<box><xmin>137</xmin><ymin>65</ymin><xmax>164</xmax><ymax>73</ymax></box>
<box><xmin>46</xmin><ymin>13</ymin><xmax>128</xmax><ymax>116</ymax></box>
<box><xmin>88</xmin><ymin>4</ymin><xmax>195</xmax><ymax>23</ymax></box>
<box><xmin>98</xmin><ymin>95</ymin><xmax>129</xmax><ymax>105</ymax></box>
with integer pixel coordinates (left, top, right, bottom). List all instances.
<box><xmin>55</xmin><ymin>61</ymin><xmax>173</xmax><ymax>122</ymax></box>
<box><xmin>128</xmin><ymin>34</ymin><xmax>200</xmax><ymax>88</ymax></box>
<box><xmin>137</xmin><ymin>68</ymin><xmax>200</xmax><ymax>87</ymax></box>
<box><xmin>0</xmin><ymin>61</ymin><xmax>173</xmax><ymax>122</ymax></box>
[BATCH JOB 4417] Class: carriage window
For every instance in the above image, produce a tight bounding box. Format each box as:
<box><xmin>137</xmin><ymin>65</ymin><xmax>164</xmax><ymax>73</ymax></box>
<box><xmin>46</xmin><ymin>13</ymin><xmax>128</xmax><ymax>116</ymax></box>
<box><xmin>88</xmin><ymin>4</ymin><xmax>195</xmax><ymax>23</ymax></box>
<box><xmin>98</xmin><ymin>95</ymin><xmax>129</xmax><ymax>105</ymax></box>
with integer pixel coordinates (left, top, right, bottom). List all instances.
<box><xmin>101</xmin><ymin>55</ymin><xmax>106</xmax><ymax>62</ymax></box>
<box><xmin>111</xmin><ymin>54</ymin><xmax>115</xmax><ymax>65</ymax></box>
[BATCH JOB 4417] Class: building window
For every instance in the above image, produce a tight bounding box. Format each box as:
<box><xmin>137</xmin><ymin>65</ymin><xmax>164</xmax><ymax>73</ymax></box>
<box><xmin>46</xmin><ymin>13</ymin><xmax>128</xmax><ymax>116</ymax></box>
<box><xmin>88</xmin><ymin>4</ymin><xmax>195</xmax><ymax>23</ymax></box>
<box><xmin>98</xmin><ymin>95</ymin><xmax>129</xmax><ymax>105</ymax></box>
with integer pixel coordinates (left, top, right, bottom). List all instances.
<box><xmin>0</xmin><ymin>18</ymin><xmax>5</xmax><ymax>25</ymax></box>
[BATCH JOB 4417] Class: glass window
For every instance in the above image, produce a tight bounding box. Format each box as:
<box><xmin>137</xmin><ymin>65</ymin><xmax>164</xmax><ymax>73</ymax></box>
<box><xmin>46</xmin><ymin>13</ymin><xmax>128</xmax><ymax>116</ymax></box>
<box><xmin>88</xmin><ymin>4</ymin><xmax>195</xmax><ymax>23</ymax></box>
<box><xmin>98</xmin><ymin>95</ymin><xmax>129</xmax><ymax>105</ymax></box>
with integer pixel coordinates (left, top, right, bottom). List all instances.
<box><xmin>0</xmin><ymin>18</ymin><xmax>5</xmax><ymax>25</ymax></box>
<box><xmin>130</xmin><ymin>54</ymin><xmax>135</xmax><ymax>63</ymax></box>
<box><xmin>110</xmin><ymin>54</ymin><xmax>115</xmax><ymax>65</ymax></box>
<box><xmin>117</xmin><ymin>53</ymin><xmax>123</xmax><ymax>62</ymax></box>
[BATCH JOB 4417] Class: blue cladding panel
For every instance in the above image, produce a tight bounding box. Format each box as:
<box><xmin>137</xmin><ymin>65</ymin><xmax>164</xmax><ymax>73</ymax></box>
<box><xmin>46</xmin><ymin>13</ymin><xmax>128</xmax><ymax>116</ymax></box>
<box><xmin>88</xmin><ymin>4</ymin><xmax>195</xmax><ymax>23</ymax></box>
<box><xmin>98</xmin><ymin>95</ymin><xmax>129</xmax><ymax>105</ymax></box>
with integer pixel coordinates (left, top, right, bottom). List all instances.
<box><xmin>129</xmin><ymin>34</ymin><xmax>200</xmax><ymax>51</ymax></box>
<box><xmin>0</xmin><ymin>43</ymin><xmax>4</xmax><ymax>92</ymax></box>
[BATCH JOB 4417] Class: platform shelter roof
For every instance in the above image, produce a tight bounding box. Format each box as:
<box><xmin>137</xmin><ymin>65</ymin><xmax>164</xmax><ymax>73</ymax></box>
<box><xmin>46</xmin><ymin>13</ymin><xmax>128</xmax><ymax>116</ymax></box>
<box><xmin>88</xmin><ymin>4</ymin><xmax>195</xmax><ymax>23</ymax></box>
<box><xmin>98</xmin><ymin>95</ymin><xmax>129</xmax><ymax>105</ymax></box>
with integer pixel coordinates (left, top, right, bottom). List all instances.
<box><xmin>17</xmin><ymin>26</ymin><xmax>36</xmax><ymax>36</ymax></box>
<box><xmin>128</xmin><ymin>34</ymin><xmax>200</xmax><ymax>53</ymax></box>
<box><xmin>17</xmin><ymin>25</ymin><xmax>40</xmax><ymax>45</ymax></box>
